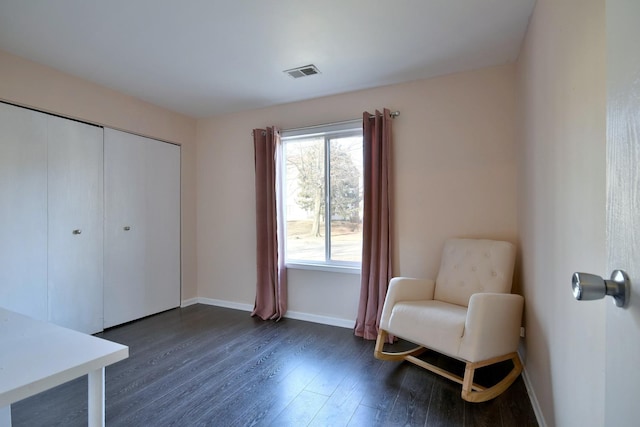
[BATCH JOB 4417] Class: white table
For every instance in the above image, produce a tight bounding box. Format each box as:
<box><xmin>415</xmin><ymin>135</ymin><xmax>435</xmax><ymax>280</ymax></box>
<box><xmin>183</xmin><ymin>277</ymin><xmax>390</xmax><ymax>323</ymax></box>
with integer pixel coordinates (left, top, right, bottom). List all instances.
<box><xmin>0</xmin><ymin>307</ymin><xmax>128</xmax><ymax>426</ymax></box>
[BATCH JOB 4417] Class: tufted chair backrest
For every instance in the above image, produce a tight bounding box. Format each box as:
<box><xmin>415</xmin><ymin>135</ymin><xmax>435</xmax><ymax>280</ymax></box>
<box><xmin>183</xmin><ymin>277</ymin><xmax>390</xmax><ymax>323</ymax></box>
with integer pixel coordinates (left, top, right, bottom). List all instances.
<box><xmin>434</xmin><ymin>239</ymin><xmax>516</xmax><ymax>307</ymax></box>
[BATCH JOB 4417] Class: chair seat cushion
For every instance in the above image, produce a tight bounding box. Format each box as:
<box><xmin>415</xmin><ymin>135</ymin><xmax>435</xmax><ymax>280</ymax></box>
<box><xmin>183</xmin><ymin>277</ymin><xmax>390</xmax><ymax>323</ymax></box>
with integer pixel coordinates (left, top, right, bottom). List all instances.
<box><xmin>386</xmin><ymin>300</ymin><xmax>467</xmax><ymax>359</ymax></box>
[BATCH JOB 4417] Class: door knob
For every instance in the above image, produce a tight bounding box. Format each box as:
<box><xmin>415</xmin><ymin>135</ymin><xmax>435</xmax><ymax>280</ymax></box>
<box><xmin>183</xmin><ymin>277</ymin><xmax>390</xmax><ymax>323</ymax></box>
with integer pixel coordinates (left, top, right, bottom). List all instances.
<box><xmin>572</xmin><ymin>270</ymin><xmax>630</xmax><ymax>308</ymax></box>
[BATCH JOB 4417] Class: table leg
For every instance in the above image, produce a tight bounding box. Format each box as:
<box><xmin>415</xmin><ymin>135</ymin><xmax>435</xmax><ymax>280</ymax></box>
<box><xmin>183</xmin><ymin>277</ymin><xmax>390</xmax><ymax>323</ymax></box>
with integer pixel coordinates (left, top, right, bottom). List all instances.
<box><xmin>0</xmin><ymin>405</ymin><xmax>11</xmax><ymax>427</ymax></box>
<box><xmin>87</xmin><ymin>367</ymin><xmax>105</xmax><ymax>427</ymax></box>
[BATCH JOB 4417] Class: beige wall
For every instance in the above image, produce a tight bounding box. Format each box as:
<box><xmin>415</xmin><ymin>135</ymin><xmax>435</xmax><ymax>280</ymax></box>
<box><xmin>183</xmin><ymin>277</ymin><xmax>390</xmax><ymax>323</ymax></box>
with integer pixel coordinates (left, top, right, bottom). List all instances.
<box><xmin>516</xmin><ymin>0</ymin><xmax>606</xmax><ymax>426</ymax></box>
<box><xmin>0</xmin><ymin>49</ymin><xmax>199</xmax><ymax>301</ymax></box>
<box><xmin>196</xmin><ymin>64</ymin><xmax>518</xmax><ymax>324</ymax></box>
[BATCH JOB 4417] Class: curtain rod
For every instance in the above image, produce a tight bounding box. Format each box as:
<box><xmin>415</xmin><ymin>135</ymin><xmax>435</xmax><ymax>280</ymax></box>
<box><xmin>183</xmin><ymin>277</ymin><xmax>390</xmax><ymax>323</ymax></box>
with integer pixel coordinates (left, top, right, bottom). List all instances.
<box><xmin>280</xmin><ymin>110</ymin><xmax>400</xmax><ymax>135</ymax></box>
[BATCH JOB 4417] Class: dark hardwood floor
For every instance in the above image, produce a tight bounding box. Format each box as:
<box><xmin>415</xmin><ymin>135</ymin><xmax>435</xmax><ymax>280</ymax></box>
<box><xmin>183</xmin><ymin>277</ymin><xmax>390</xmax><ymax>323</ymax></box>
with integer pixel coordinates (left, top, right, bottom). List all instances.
<box><xmin>11</xmin><ymin>304</ymin><xmax>537</xmax><ymax>426</ymax></box>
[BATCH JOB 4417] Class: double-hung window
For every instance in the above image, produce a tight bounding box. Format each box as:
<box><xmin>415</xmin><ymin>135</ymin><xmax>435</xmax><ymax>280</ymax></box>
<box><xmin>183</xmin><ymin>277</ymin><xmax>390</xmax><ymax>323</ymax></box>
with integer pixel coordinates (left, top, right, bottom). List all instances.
<box><xmin>282</xmin><ymin>120</ymin><xmax>363</xmax><ymax>271</ymax></box>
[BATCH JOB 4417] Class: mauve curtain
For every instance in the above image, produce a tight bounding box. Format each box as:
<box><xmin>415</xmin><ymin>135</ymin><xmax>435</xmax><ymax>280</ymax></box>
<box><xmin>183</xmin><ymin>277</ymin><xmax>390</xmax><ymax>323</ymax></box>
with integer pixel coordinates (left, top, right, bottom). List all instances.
<box><xmin>354</xmin><ymin>109</ymin><xmax>393</xmax><ymax>340</ymax></box>
<box><xmin>252</xmin><ymin>127</ymin><xmax>287</xmax><ymax>321</ymax></box>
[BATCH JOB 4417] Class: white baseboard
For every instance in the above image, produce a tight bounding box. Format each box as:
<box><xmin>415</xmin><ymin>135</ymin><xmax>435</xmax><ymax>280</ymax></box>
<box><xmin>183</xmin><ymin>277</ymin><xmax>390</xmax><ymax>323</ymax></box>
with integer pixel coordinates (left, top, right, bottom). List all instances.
<box><xmin>183</xmin><ymin>297</ymin><xmax>355</xmax><ymax>329</ymax></box>
<box><xmin>519</xmin><ymin>350</ymin><xmax>547</xmax><ymax>427</ymax></box>
<box><xmin>180</xmin><ymin>297</ymin><xmax>200</xmax><ymax>307</ymax></box>
<box><xmin>285</xmin><ymin>310</ymin><xmax>355</xmax><ymax>329</ymax></box>
<box><xmin>187</xmin><ymin>297</ymin><xmax>254</xmax><ymax>312</ymax></box>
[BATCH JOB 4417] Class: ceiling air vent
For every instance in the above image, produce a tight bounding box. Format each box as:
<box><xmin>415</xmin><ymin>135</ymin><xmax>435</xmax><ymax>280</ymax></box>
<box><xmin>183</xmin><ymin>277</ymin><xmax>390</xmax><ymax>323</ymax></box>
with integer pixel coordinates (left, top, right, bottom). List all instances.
<box><xmin>284</xmin><ymin>64</ymin><xmax>320</xmax><ymax>79</ymax></box>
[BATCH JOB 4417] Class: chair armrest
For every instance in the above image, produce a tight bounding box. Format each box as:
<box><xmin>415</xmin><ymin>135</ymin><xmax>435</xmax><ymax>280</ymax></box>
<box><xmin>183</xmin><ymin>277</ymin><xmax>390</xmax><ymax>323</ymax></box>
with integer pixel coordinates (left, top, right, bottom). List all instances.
<box><xmin>458</xmin><ymin>293</ymin><xmax>524</xmax><ymax>362</ymax></box>
<box><xmin>380</xmin><ymin>277</ymin><xmax>435</xmax><ymax>330</ymax></box>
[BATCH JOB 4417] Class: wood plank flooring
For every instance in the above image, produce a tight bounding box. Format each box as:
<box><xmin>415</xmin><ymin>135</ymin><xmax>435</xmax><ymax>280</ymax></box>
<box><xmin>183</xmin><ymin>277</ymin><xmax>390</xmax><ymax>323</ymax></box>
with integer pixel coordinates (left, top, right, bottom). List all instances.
<box><xmin>11</xmin><ymin>304</ymin><xmax>538</xmax><ymax>426</ymax></box>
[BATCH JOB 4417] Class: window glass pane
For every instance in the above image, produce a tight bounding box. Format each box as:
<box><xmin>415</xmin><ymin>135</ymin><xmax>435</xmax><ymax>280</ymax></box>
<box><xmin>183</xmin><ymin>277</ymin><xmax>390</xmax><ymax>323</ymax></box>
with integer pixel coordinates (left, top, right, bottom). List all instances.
<box><xmin>329</xmin><ymin>136</ymin><xmax>363</xmax><ymax>262</ymax></box>
<box><xmin>284</xmin><ymin>137</ymin><xmax>325</xmax><ymax>262</ymax></box>
<box><xmin>282</xmin><ymin>120</ymin><xmax>363</xmax><ymax>268</ymax></box>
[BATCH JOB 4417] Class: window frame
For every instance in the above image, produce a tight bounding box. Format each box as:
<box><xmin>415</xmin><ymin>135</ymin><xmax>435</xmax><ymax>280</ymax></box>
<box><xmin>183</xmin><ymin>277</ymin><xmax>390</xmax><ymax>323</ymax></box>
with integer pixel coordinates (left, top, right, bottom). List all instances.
<box><xmin>281</xmin><ymin>120</ymin><xmax>363</xmax><ymax>273</ymax></box>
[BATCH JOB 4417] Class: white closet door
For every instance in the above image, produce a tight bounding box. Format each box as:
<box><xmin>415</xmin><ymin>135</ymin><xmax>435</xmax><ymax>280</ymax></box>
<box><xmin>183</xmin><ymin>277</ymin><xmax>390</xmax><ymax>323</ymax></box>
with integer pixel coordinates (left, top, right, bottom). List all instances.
<box><xmin>104</xmin><ymin>129</ymin><xmax>180</xmax><ymax>327</ymax></box>
<box><xmin>104</xmin><ymin>129</ymin><xmax>147</xmax><ymax>327</ymax></box>
<box><xmin>0</xmin><ymin>103</ymin><xmax>48</xmax><ymax>320</ymax></box>
<box><xmin>144</xmin><ymin>139</ymin><xmax>181</xmax><ymax>316</ymax></box>
<box><xmin>47</xmin><ymin>116</ymin><xmax>104</xmax><ymax>334</ymax></box>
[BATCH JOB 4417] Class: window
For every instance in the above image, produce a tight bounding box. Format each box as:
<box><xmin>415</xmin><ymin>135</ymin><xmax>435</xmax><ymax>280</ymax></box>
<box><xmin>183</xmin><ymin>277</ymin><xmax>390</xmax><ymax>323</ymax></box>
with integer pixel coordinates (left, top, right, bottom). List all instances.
<box><xmin>282</xmin><ymin>120</ymin><xmax>363</xmax><ymax>270</ymax></box>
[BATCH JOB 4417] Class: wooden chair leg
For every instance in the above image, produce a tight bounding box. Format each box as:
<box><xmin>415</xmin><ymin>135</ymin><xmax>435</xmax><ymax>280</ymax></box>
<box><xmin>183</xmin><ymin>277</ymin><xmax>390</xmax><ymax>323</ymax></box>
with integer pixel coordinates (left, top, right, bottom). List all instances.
<box><xmin>373</xmin><ymin>329</ymin><xmax>425</xmax><ymax>361</ymax></box>
<box><xmin>374</xmin><ymin>332</ymin><xmax>522</xmax><ymax>403</ymax></box>
<box><xmin>461</xmin><ymin>353</ymin><xmax>523</xmax><ymax>403</ymax></box>
<box><xmin>373</xmin><ymin>329</ymin><xmax>387</xmax><ymax>357</ymax></box>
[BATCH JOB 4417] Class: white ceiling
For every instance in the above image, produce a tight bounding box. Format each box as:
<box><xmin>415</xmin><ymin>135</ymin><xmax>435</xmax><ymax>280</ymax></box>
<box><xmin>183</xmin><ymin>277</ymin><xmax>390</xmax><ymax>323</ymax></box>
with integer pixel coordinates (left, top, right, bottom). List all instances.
<box><xmin>0</xmin><ymin>0</ymin><xmax>535</xmax><ymax>118</ymax></box>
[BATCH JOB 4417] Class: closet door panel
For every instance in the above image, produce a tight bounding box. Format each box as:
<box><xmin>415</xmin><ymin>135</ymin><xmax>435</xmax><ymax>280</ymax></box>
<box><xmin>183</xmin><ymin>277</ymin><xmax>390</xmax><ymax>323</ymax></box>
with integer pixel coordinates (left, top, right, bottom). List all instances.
<box><xmin>104</xmin><ymin>129</ymin><xmax>180</xmax><ymax>327</ymax></box>
<box><xmin>0</xmin><ymin>103</ymin><xmax>48</xmax><ymax>320</ymax></box>
<box><xmin>47</xmin><ymin>117</ymin><xmax>103</xmax><ymax>334</ymax></box>
<box><xmin>144</xmin><ymin>140</ymin><xmax>181</xmax><ymax>315</ymax></box>
<box><xmin>104</xmin><ymin>129</ymin><xmax>147</xmax><ymax>328</ymax></box>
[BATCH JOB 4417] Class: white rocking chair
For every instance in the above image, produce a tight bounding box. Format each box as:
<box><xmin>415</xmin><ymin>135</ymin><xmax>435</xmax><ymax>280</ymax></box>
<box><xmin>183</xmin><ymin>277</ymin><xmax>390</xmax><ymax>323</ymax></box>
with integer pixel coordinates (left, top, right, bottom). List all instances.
<box><xmin>374</xmin><ymin>238</ymin><xmax>524</xmax><ymax>402</ymax></box>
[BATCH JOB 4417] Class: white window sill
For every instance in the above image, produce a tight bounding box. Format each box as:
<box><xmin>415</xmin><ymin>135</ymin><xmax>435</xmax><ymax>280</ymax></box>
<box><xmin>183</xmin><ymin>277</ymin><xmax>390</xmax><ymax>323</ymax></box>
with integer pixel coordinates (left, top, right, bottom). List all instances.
<box><xmin>286</xmin><ymin>262</ymin><xmax>361</xmax><ymax>275</ymax></box>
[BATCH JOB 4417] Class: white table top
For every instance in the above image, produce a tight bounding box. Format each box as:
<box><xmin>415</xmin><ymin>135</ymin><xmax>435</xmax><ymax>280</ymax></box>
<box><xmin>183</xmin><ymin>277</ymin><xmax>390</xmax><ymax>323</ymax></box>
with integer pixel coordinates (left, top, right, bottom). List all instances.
<box><xmin>0</xmin><ymin>307</ymin><xmax>128</xmax><ymax>407</ymax></box>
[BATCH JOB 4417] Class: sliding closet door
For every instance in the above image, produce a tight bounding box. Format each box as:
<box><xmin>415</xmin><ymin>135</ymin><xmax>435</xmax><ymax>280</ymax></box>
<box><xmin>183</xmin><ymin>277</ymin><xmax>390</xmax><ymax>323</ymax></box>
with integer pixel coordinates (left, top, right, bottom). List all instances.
<box><xmin>104</xmin><ymin>128</ymin><xmax>180</xmax><ymax>328</ymax></box>
<box><xmin>145</xmin><ymin>140</ymin><xmax>181</xmax><ymax>316</ymax></box>
<box><xmin>47</xmin><ymin>116</ymin><xmax>104</xmax><ymax>334</ymax></box>
<box><xmin>0</xmin><ymin>103</ymin><xmax>48</xmax><ymax>320</ymax></box>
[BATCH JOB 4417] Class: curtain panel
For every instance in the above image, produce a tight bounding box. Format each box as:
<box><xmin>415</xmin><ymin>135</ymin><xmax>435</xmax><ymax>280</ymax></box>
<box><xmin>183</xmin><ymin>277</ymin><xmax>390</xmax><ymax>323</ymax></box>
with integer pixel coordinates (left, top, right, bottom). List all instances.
<box><xmin>354</xmin><ymin>109</ymin><xmax>394</xmax><ymax>340</ymax></box>
<box><xmin>252</xmin><ymin>127</ymin><xmax>287</xmax><ymax>321</ymax></box>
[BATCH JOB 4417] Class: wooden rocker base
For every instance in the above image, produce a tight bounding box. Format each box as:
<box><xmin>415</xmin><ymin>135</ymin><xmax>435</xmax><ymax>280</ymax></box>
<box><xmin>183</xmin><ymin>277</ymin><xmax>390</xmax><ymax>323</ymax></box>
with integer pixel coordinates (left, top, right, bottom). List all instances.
<box><xmin>374</xmin><ymin>330</ymin><xmax>522</xmax><ymax>403</ymax></box>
